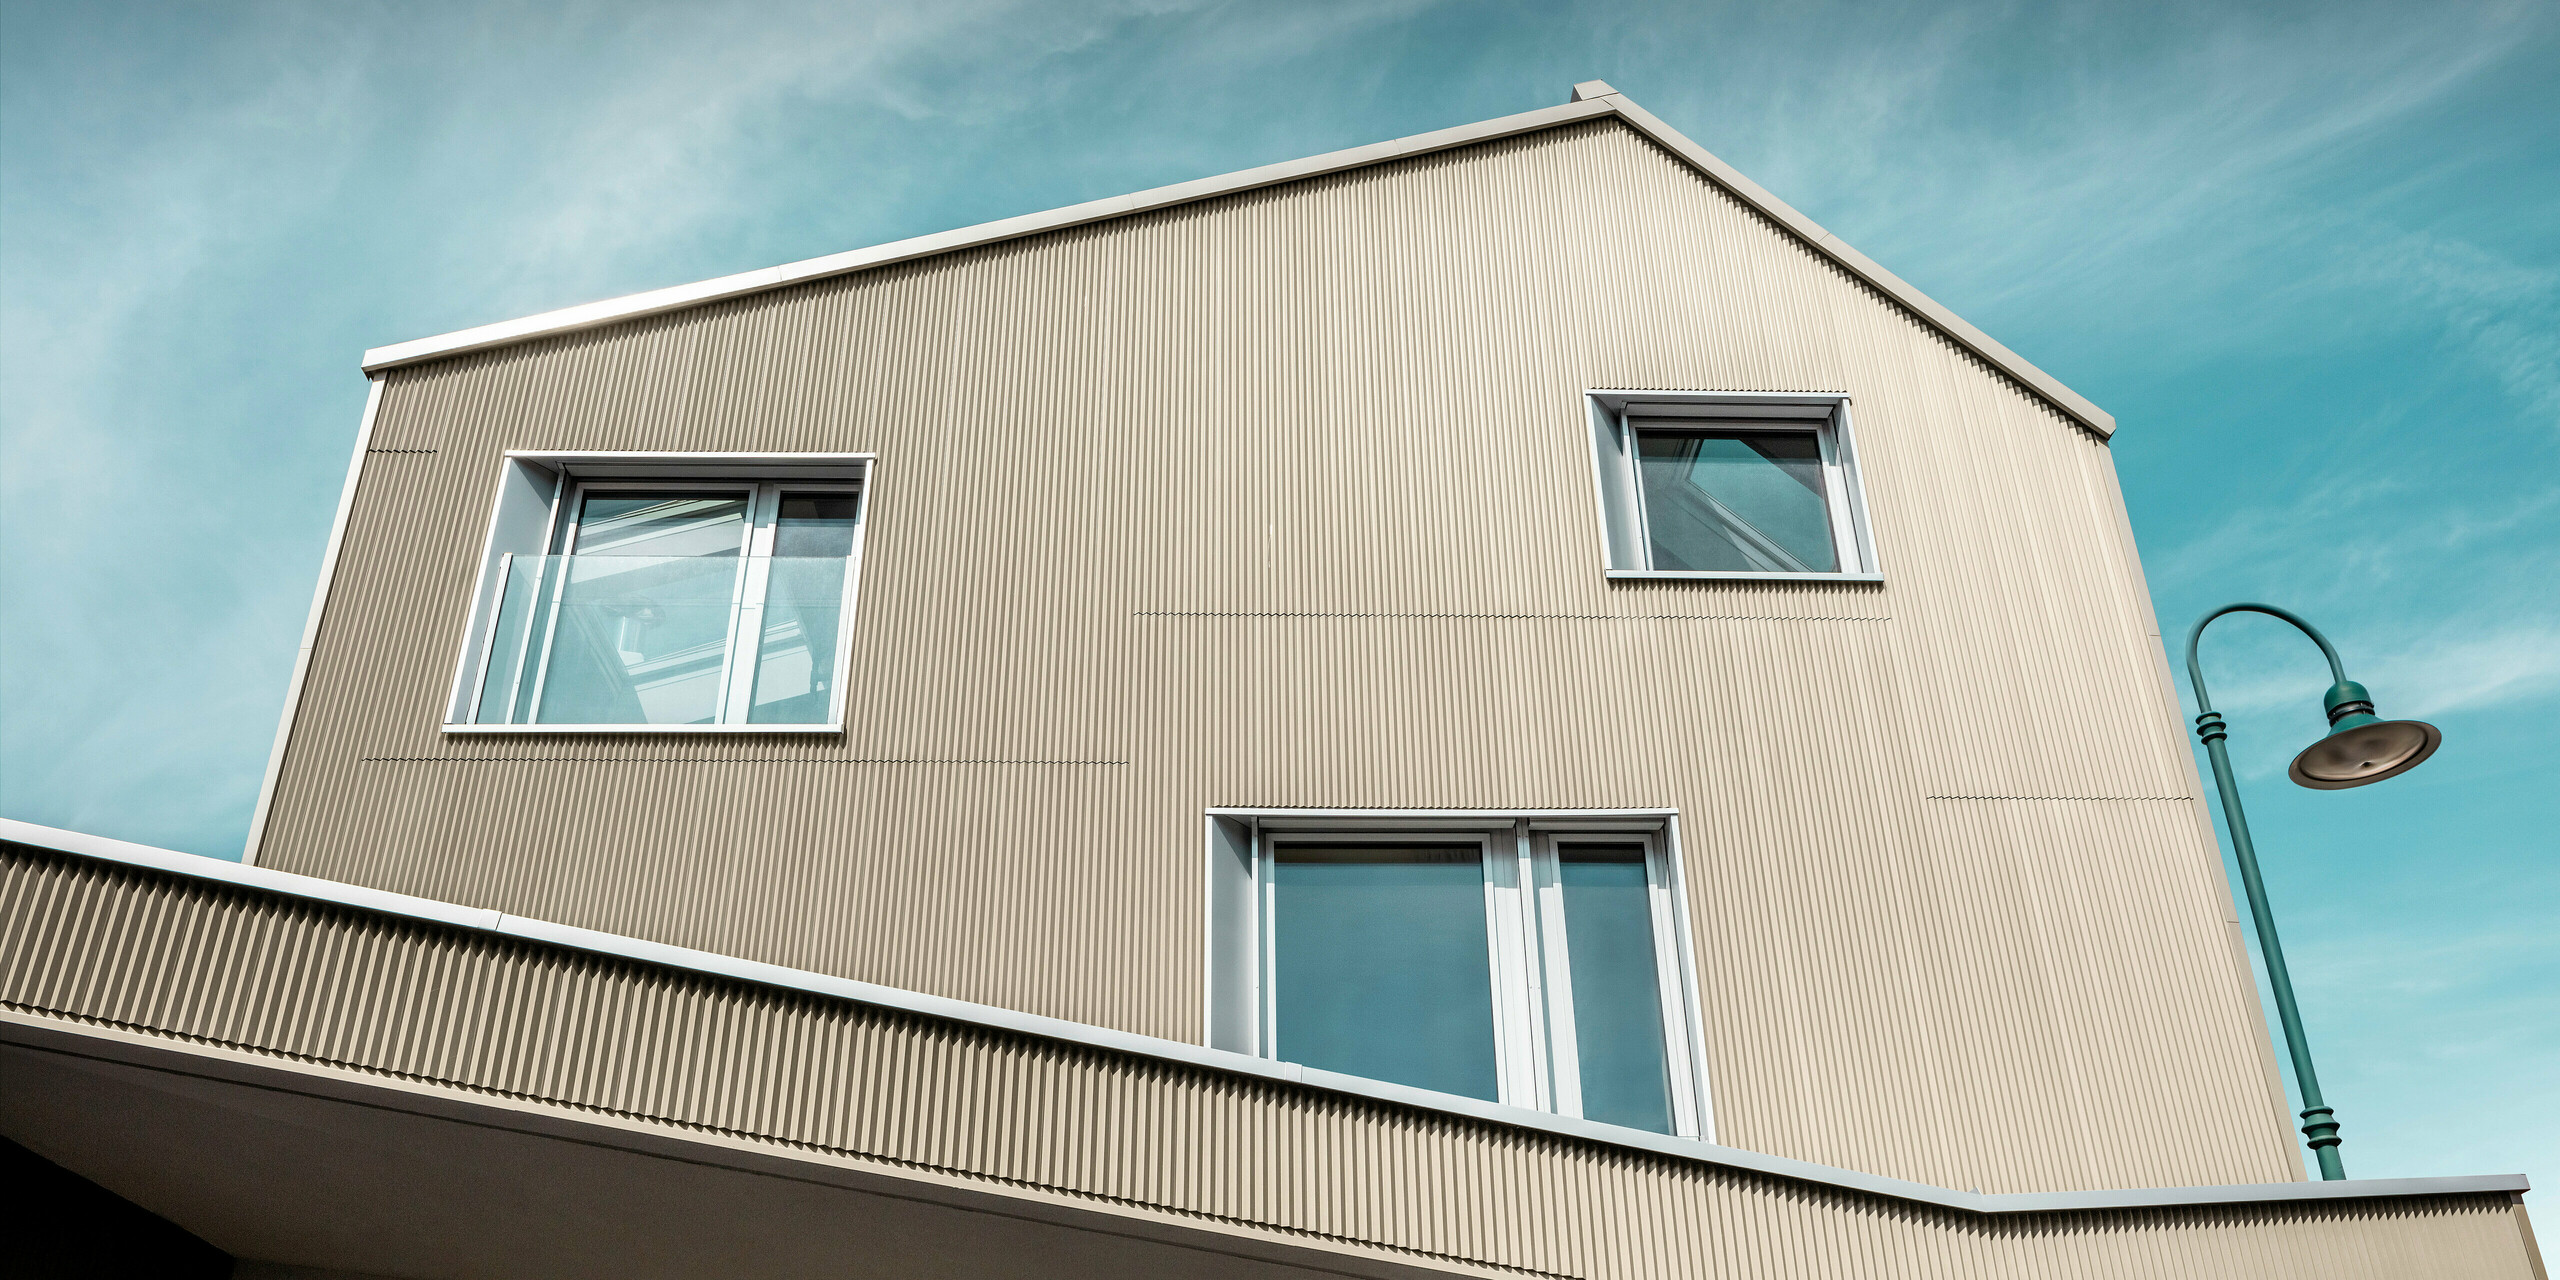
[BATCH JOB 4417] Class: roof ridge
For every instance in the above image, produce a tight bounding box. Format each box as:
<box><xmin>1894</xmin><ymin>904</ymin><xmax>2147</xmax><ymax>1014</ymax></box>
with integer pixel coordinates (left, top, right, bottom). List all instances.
<box><xmin>359</xmin><ymin>84</ymin><xmax>2113</xmax><ymax>437</ymax></box>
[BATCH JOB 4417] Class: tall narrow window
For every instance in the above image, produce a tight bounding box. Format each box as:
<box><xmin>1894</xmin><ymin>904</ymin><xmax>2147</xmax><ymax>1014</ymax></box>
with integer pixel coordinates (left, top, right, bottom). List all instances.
<box><xmin>456</xmin><ymin>472</ymin><xmax>867</xmax><ymax>730</ymax></box>
<box><xmin>1549</xmin><ymin>843</ymin><xmax>1676</xmax><ymax>1132</ymax></box>
<box><xmin>1233</xmin><ymin>818</ymin><xmax>1708</xmax><ymax>1138</ymax></box>
<box><xmin>749</xmin><ymin>494</ymin><xmax>862</xmax><ymax>724</ymax></box>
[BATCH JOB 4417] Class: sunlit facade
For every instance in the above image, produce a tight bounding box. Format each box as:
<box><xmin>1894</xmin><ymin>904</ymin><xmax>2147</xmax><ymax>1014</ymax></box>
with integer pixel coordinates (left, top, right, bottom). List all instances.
<box><xmin>2</xmin><ymin>83</ymin><xmax>2539</xmax><ymax>1278</ymax></box>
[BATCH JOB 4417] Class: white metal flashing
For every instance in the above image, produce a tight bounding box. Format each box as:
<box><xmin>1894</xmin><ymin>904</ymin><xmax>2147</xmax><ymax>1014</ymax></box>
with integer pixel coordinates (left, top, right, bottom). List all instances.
<box><xmin>357</xmin><ymin>84</ymin><xmax>2112</xmax><ymax>438</ymax></box>
<box><xmin>242</xmin><ymin>375</ymin><xmax>384</xmax><ymax>866</ymax></box>
<box><xmin>6</xmin><ymin>817</ymin><xmax>2520</xmax><ymax>1217</ymax></box>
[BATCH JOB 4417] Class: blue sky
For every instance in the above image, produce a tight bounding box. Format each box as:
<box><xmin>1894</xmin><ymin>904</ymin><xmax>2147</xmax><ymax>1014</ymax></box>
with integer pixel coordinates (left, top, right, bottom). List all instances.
<box><xmin>4</xmin><ymin>0</ymin><xmax>2552</xmax><ymax>1194</ymax></box>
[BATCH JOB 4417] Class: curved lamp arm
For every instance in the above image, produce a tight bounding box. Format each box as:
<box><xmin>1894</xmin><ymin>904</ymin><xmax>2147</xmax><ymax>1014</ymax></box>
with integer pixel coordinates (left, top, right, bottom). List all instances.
<box><xmin>2184</xmin><ymin>602</ymin><xmax>2351</xmax><ymax>1179</ymax></box>
<box><xmin>2186</xmin><ymin>602</ymin><xmax>2349</xmax><ymax>716</ymax></box>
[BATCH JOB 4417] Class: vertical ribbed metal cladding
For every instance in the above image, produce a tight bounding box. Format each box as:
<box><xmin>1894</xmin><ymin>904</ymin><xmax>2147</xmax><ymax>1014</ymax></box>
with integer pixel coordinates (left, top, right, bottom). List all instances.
<box><xmin>3</xmin><ymin>846</ymin><xmax>2541</xmax><ymax>1279</ymax></box>
<box><xmin>261</xmin><ymin>119</ymin><xmax>2295</xmax><ymax>1192</ymax></box>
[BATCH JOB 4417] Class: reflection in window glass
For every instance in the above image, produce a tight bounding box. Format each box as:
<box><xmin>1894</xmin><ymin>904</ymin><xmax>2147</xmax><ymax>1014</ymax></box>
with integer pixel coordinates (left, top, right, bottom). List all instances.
<box><xmin>571</xmin><ymin>492</ymin><xmax>749</xmax><ymax>557</ymax></box>
<box><xmin>526</xmin><ymin>492</ymin><xmax>754</xmax><ymax>725</ymax></box>
<box><xmin>771</xmin><ymin>493</ymin><xmax>861</xmax><ymax>557</ymax></box>
<box><xmin>1273</xmin><ymin>845</ymin><xmax>1499</xmax><ymax>1101</ymax></box>
<box><xmin>1635</xmin><ymin>430</ymin><xmax>1837</xmax><ymax>573</ymax></box>
<box><xmin>535</xmin><ymin>555</ymin><xmax>742</xmax><ymax>725</ymax></box>
<box><xmin>749</xmin><ymin>494</ymin><xmax>861</xmax><ymax>723</ymax></box>
<box><xmin>466</xmin><ymin>480</ymin><xmax>868</xmax><ymax>727</ymax></box>
<box><xmin>1557</xmin><ymin>845</ymin><xmax>1675</xmax><ymax>1133</ymax></box>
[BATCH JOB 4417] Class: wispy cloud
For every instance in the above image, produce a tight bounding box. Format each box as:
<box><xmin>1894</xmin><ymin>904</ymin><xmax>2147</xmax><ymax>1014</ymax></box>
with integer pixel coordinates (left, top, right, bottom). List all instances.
<box><xmin>2311</xmin><ymin>225</ymin><xmax>2560</xmax><ymax>424</ymax></box>
<box><xmin>415</xmin><ymin>0</ymin><xmax>1446</xmax><ymax>321</ymax></box>
<box><xmin>1634</xmin><ymin>1</ymin><xmax>2553</xmax><ymax>406</ymax></box>
<box><xmin>1</xmin><ymin>12</ymin><xmax>379</xmax><ymax>850</ymax></box>
<box><xmin>2375</xmin><ymin>621</ymin><xmax>2560</xmax><ymax>719</ymax></box>
<box><xmin>0</xmin><ymin>0</ymin><xmax>1453</xmax><ymax>853</ymax></box>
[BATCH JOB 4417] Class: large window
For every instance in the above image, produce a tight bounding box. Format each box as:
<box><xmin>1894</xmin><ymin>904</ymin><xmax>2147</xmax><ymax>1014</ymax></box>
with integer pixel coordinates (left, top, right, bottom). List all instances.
<box><xmin>1587</xmin><ymin>392</ymin><xmax>1877</xmax><ymax>579</ymax></box>
<box><xmin>1205</xmin><ymin>813</ymin><xmax>1711</xmax><ymax>1138</ymax></box>
<box><xmin>445</xmin><ymin>455</ymin><xmax>870</xmax><ymax>732</ymax></box>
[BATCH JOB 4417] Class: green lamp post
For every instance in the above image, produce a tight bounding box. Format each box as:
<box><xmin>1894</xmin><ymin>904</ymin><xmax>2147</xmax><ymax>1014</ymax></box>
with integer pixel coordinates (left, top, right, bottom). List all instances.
<box><xmin>2185</xmin><ymin>602</ymin><xmax>2442</xmax><ymax>1181</ymax></box>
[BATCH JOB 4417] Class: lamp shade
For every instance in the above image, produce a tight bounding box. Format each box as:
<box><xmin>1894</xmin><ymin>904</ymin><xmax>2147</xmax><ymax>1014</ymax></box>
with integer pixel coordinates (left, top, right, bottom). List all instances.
<box><xmin>2288</xmin><ymin>680</ymin><xmax>2441</xmax><ymax>790</ymax></box>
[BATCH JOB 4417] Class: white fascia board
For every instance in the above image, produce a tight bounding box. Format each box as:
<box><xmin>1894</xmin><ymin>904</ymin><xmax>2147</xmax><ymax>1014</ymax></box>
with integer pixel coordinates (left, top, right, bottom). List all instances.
<box><xmin>241</xmin><ymin>375</ymin><xmax>384</xmax><ymax>866</ymax></box>
<box><xmin>355</xmin><ymin>90</ymin><xmax>2111</xmax><ymax>439</ymax></box>
<box><xmin>12</xmin><ymin>818</ymin><xmax>501</xmax><ymax>934</ymax></box>
<box><xmin>6</xmin><ymin>817</ymin><xmax>2523</xmax><ymax>1216</ymax></box>
<box><xmin>1591</xmin><ymin>97</ymin><xmax>2114</xmax><ymax>437</ymax></box>
<box><xmin>359</xmin><ymin>98</ymin><xmax>1619</xmax><ymax>373</ymax></box>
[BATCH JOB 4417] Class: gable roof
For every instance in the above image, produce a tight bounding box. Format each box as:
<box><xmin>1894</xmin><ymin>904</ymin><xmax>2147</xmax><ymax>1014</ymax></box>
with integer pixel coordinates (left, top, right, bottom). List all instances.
<box><xmin>361</xmin><ymin>82</ymin><xmax>2113</xmax><ymax>438</ymax></box>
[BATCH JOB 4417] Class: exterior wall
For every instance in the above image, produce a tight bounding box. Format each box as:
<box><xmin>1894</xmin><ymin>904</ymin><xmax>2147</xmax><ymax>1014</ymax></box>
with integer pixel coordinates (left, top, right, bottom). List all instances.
<box><xmin>259</xmin><ymin>118</ymin><xmax>2292</xmax><ymax>1192</ymax></box>
<box><xmin>3</xmin><ymin>846</ymin><xmax>2541</xmax><ymax>1280</ymax></box>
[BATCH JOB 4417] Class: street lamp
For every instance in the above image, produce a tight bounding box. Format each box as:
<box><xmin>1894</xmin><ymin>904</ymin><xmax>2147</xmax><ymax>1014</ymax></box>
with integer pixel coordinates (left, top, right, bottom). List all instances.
<box><xmin>2185</xmin><ymin>602</ymin><xmax>2442</xmax><ymax>1181</ymax></box>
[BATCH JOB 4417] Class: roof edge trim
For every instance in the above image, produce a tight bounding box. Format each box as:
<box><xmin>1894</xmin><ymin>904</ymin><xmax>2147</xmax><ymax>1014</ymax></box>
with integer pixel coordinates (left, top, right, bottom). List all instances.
<box><xmin>359</xmin><ymin>98</ymin><xmax>1612</xmax><ymax>370</ymax></box>
<box><xmin>359</xmin><ymin>90</ymin><xmax>2112</xmax><ymax>436</ymax></box>
<box><xmin>5</xmin><ymin>818</ymin><xmax>2517</xmax><ymax>1214</ymax></box>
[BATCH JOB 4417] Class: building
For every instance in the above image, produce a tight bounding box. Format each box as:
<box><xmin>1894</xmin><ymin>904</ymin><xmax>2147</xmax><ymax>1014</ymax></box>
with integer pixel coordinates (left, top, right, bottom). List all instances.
<box><xmin>2</xmin><ymin>81</ymin><xmax>2540</xmax><ymax>1278</ymax></box>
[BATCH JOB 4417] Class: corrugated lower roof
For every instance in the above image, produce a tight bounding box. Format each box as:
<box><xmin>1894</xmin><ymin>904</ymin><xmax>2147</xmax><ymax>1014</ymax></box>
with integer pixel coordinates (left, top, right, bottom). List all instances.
<box><xmin>360</xmin><ymin>81</ymin><xmax>2113</xmax><ymax>438</ymax></box>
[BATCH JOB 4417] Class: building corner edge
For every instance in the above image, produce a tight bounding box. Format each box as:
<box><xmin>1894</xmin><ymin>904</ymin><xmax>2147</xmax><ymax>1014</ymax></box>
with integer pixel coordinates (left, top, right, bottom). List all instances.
<box><xmin>240</xmin><ymin>374</ymin><xmax>385</xmax><ymax>867</ymax></box>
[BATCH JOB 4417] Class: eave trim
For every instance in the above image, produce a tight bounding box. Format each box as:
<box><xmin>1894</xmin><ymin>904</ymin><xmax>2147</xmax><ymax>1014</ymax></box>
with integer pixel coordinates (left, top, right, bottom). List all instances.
<box><xmin>5</xmin><ymin>818</ymin><xmax>2519</xmax><ymax>1216</ymax></box>
<box><xmin>357</xmin><ymin>88</ymin><xmax>2113</xmax><ymax>437</ymax></box>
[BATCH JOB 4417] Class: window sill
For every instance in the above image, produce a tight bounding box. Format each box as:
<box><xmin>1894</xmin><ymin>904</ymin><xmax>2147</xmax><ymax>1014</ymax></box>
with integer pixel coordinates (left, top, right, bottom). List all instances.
<box><xmin>1606</xmin><ymin>570</ymin><xmax>1883</xmax><ymax>583</ymax></box>
<box><xmin>440</xmin><ymin>723</ymin><xmax>844</xmax><ymax>735</ymax></box>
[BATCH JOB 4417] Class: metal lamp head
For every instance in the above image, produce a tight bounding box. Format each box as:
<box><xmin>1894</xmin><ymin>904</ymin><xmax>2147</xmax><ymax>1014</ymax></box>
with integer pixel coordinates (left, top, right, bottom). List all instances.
<box><xmin>2289</xmin><ymin>680</ymin><xmax>2441</xmax><ymax>790</ymax></box>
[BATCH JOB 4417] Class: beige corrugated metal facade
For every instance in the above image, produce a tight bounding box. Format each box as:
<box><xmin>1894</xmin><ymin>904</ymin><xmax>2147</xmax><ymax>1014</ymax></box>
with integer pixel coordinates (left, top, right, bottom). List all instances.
<box><xmin>8</xmin><ymin>89</ymin><xmax>2538</xmax><ymax>1276</ymax></box>
<box><xmin>261</xmin><ymin>114</ymin><xmax>2286</xmax><ymax>1195</ymax></box>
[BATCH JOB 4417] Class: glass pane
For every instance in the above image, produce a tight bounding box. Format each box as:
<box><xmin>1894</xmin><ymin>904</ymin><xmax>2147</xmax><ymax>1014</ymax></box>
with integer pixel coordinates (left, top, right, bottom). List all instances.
<box><xmin>473</xmin><ymin>554</ymin><xmax>556</xmax><ymax>724</ymax></box>
<box><xmin>748</xmin><ymin>557</ymin><xmax>850</xmax><ymax>724</ymax></box>
<box><xmin>1272</xmin><ymin>845</ymin><xmax>1499</xmax><ymax>1101</ymax></box>
<box><xmin>771</xmin><ymin>492</ymin><xmax>860</xmax><ymax>558</ymax></box>
<box><xmin>498</xmin><ymin>491</ymin><xmax>753</xmax><ymax>726</ymax></box>
<box><xmin>1635</xmin><ymin>429</ymin><xmax>1838</xmax><ymax>573</ymax></box>
<box><xmin>1557</xmin><ymin>845</ymin><xmax>1675</xmax><ymax>1133</ymax></box>
<box><xmin>571</xmin><ymin>492</ymin><xmax>748</xmax><ymax>557</ymax></box>
<box><xmin>526</xmin><ymin>555</ymin><xmax>745</xmax><ymax>725</ymax></box>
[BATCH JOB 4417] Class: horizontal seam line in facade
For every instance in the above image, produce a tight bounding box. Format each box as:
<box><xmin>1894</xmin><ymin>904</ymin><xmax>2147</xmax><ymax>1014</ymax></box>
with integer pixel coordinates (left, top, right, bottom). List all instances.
<box><xmin>1133</xmin><ymin>612</ymin><xmax>1891</xmax><ymax>621</ymax></box>
<box><xmin>0</xmin><ymin>1008</ymin><xmax>1581</xmax><ymax>1280</ymax></box>
<box><xmin>1925</xmin><ymin>795</ymin><xmax>2192</xmax><ymax>802</ymax></box>
<box><xmin>363</xmin><ymin>447</ymin><xmax>439</xmax><ymax>454</ymax></box>
<box><xmin>357</xmin><ymin>756</ymin><xmax>1130</xmax><ymax>765</ymax></box>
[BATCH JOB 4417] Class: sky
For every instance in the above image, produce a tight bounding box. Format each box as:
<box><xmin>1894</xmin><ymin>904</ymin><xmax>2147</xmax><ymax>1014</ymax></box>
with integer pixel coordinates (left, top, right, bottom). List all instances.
<box><xmin>3</xmin><ymin>0</ymin><xmax>2553</xmax><ymax>1196</ymax></box>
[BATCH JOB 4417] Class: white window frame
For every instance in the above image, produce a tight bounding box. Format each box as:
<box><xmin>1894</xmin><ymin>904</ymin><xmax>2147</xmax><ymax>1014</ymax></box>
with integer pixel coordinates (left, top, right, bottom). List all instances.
<box><xmin>1585</xmin><ymin>390</ymin><xmax>1880</xmax><ymax>581</ymax></box>
<box><xmin>442</xmin><ymin>451</ymin><xmax>873</xmax><ymax>735</ymax></box>
<box><xmin>1204</xmin><ymin>807</ymin><xmax>1715</xmax><ymax>1141</ymax></box>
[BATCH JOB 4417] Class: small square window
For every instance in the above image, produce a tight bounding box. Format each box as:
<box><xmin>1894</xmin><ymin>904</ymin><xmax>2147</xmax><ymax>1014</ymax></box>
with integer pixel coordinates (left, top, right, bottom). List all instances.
<box><xmin>444</xmin><ymin>455</ymin><xmax>870</xmax><ymax>732</ymax></box>
<box><xmin>1588</xmin><ymin>393</ymin><xmax>1877</xmax><ymax>579</ymax></box>
<box><xmin>1205</xmin><ymin>813</ymin><xmax>1713</xmax><ymax>1139</ymax></box>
